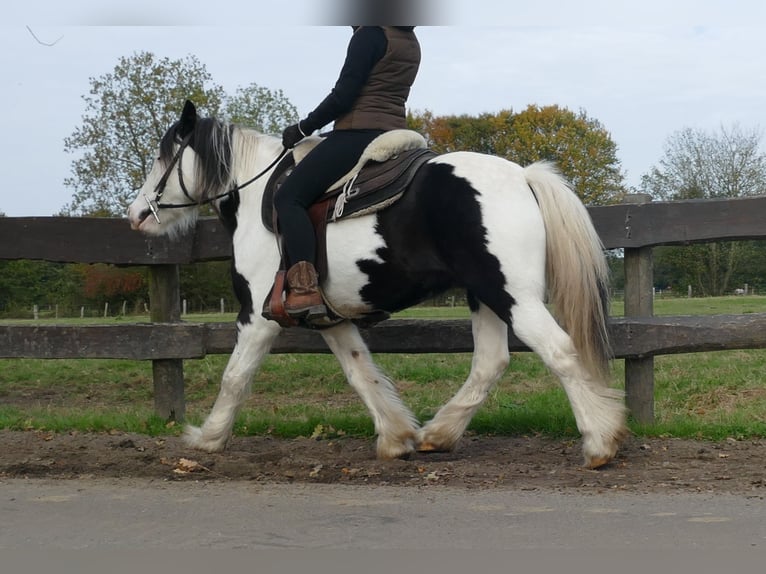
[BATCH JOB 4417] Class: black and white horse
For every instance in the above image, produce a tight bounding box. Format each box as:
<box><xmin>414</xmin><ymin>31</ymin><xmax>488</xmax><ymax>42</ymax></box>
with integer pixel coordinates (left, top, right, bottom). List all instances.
<box><xmin>127</xmin><ymin>101</ymin><xmax>626</xmax><ymax>468</ymax></box>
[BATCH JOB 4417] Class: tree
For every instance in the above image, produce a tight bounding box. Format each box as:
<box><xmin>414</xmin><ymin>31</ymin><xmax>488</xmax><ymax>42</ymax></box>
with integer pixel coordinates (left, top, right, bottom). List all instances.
<box><xmin>224</xmin><ymin>85</ymin><xmax>298</xmax><ymax>134</ymax></box>
<box><xmin>641</xmin><ymin>125</ymin><xmax>766</xmax><ymax>296</ymax></box>
<box><xmin>62</xmin><ymin>52</ymin><xmax>299</xmax><ymax>217</ymax></box>
<box><xmin>180</xmin><ymin>261</ymin><xmax>236</xmax><ymax>313</ymax></box>
<box><xmin>641</xmin><ymin>125</ymin><xmax>766</xmax><ymax>201</ymax></box>
<box><xmin>62</xmin><ymin>51</ymin><xmax>226</xmax><ymax>217</ymax></box>
<box><xmin>0</xmin><ymin>260</ymin><xmax>75</xmax><ymax>315</ymax></box>
<box><xmin>408</xmin><ymin>105</ymin><xmax>627</xmax><ymax>205</ymax></box>
<box><xmin>81</xmin><ymin>264</ymin><xmax>146</xmax><ymax>306</ymax></box>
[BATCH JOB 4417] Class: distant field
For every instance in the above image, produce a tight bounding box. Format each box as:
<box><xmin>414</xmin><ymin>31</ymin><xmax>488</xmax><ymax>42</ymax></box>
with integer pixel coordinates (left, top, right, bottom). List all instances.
<box><xmin>3</xmin><ymin>294</ymin><xmax>766</xmax><ymax>324</ymax></box>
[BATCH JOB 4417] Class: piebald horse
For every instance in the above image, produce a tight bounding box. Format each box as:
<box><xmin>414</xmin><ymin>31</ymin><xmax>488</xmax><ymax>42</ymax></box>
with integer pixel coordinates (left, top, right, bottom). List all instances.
<box><xmin>127</xmin><ymin>101</ymin><xmax>626</xmax><ymax>468</ymax></box>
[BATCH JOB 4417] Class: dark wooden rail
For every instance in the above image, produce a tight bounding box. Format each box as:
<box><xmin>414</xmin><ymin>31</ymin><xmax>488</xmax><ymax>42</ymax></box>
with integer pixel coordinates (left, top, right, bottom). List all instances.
<box><xmin>3</xmin><ymin>314</ymin><xmax>766</xmax><ymax>359</ymax></box>
<box><xmin>4</xmin><ymin>196</ymin><xmax>766</xmax><ymax>264</ymax></box>
<box><xmin>2</xmin><ymin>194</ymin><xmax>766</xmax><ymax>423</ymax></box>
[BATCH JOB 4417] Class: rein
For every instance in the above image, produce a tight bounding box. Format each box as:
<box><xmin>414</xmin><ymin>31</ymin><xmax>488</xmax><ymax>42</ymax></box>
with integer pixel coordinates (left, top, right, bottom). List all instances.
<box><xmin>143</xmin><ymin>131</ymin><xmax>289</xmax><ymax>224</ymax></box>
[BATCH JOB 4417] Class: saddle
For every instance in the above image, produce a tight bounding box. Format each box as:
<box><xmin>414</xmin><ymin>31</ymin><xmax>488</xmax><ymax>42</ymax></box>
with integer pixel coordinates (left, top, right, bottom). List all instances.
<box><xmin>262</xmin><ymin>130</ymin><xmax>437</xmax><ymax>328</ymax></box>
<box><xmin>262</xmin><ymin>130</ymin><xmax>435</xmax><ymax>231</ymax></box>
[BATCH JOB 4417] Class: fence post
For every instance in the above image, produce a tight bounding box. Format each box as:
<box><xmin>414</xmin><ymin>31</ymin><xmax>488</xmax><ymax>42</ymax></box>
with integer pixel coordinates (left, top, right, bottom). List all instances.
<box><xmin>149</xmin><ymin>264</ymin><xmax>185</xmax><ymax>422</ymax></box>
<box><xmin>623</xmin><ymin>194</ymin><xmax>654</xmax><ymax>424</ymax></box>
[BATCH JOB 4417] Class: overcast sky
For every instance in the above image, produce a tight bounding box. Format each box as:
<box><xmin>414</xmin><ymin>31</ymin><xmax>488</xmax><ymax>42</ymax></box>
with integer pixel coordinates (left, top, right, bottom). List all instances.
<box><xmin>2</xmin><ymin>1</ymin><xmax>765</xmax><ymax>216</ymax></box>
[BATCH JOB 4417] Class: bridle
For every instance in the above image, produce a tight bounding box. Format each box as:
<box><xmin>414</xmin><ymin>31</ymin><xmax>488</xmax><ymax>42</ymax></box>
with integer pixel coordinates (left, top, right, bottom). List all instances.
<box><xmin>143</xmin><ymin>130</ymin><xmax>289</xmax><ymax>224</ymax></box>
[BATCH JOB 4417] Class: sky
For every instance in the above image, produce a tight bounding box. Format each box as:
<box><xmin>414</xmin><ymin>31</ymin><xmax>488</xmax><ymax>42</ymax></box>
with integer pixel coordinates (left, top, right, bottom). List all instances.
<box><xmin>2</xmin><ymin>0</ymin><xmax>765</xmax><ymax>216</ymax></box>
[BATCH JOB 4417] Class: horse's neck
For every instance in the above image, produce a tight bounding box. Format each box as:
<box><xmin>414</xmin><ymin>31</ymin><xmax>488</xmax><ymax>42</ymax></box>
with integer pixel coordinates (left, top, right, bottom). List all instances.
<box><xmin>232</xmin><ymin>129</ymin><xmax>282</xmax><ymax>183</ymax></box>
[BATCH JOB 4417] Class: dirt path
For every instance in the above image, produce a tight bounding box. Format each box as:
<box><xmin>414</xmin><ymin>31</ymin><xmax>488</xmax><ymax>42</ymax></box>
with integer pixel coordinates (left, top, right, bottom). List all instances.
<box><xmin>1</xmin><ymin>430</ymin><xmax>764</xmax><ymax>494</ymax></box>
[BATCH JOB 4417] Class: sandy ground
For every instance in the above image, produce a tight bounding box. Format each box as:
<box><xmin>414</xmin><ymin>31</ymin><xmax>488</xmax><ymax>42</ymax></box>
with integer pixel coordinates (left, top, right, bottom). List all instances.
<box><xmin>1</xmin><ymin>430</ymin><xmax>764</xmax><ymax>494</ymax></box>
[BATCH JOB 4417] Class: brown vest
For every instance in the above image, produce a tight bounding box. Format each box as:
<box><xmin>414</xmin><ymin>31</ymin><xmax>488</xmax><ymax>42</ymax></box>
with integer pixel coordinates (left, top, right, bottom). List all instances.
<box><xmin>334</xmin><ymin>27</ymin><xmax>421</xmax><ymax>131</ymax></box>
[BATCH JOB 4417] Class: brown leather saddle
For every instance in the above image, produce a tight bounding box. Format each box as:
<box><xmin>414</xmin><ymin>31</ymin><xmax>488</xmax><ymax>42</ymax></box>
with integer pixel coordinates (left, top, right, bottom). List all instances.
<box><xmin>262</xmin><ymin>147</ymin><xmax>436</xmax><ymax>233</ymax></box>
<box><xmin>261</xmin><ymin>146</ymin><xmax>436</xmax><ymax>328</ymax></box>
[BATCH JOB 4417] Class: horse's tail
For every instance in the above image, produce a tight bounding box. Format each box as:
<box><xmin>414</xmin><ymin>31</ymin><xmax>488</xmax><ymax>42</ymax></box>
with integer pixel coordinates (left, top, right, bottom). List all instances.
<box><xmin>523</xmin><ymin>161</ymin><xmax>611</xmax><ymax>382</ymax></box>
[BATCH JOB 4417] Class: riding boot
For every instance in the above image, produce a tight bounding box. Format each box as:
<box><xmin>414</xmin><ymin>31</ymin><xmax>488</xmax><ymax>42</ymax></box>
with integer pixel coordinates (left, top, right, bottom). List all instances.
<box><xmin>284</xmin><ymin>261</ymin><xmax>327</xmax><ymax>321</ymax></box>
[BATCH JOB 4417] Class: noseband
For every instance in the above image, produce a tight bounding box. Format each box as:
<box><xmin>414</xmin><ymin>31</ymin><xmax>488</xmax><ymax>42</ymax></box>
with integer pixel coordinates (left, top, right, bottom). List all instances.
<box><xmin>143</xmin><ymin>129</ymin><xmax>288</xmax><ymax>224</ymax></box>
<box><xmin>142</xmin><ymin>131</ymin><xmax>195</xmax><ymax>224</ymax></box>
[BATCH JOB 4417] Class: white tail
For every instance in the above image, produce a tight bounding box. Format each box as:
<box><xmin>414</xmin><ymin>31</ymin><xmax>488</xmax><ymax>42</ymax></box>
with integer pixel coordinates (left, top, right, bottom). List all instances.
<box><xmin>523</xmin><ymin>162</ymin><xmax>611</xmax><ymax>382</ymax></box>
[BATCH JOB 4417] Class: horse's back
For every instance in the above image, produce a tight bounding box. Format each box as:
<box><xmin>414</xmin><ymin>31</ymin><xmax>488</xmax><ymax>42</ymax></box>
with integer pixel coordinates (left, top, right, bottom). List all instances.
<box><xmin>423</xmin><ymin>151</ymin><xmax>546</xmax><ymax>236</ymax></box>
<box><xmin>321</xmin><ymin>149</ymin><xmax>546</xmax><ymax>317</ymax></box>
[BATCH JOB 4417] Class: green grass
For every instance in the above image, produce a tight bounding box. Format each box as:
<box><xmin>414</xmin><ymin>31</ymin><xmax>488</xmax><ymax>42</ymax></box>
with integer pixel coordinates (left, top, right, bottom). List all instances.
<box><xmin>612</xmin><ymin>294</ymin><xmax>766</xmax><ymax>317</ymax></box>
<box><xmin>1</xmin><ymin>297</ymin><xmax>765</xmax><ymax>440</ymax></box>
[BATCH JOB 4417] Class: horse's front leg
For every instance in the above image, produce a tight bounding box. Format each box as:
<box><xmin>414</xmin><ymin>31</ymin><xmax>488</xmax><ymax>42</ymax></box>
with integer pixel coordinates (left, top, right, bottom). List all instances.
<box><xmin>321</xmin><ymin>321</ymin><xmax>420</xmax><ymax>459</ymax></box>
<box><xmin>183</xmin><ymin>318</ymin><xmax>281</xmax><ymax>452</ymax></box>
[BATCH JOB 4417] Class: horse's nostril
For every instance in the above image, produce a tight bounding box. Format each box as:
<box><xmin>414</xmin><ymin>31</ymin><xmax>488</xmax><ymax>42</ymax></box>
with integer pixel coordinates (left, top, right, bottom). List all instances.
<box><xmin>133</xmin><ymin>208</ymin><xmax>151</xmax><ymax>227</ymax></box>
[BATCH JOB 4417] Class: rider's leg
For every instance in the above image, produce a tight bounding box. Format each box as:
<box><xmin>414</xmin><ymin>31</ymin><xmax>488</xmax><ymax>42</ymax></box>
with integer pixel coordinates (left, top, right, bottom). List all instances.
<box><xmin>275</xmin><ymin>129</ymin><xmax>382</xmax><ymax>319</ymax></box>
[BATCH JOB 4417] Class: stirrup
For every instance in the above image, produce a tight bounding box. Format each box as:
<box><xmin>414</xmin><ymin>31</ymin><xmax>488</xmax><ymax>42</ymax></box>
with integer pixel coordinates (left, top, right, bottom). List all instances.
<box><xmin>286</xmin><ymin>302</ymin><xmax>327</xmax><ymax>321</ymax></box>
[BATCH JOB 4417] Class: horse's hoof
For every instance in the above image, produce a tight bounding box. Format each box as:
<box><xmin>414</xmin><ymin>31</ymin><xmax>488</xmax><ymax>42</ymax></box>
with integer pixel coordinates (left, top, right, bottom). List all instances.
<box><xmin>585</xmin><ymin>456</ymin><xmax>612</xmax><ymax>469</ymax></box>
<box><xmin>417</xmin><ymin>442</ymin><xmax>451</xmax><ymax>454</ymax></box>
<box><xmin>377</xmin><ymin>447</ymin><xmax>415</xmax><ymax>461</ymax></box>
<box><xmin>377</xmin><ymin>435</ymin><xmax>416</xmax><ymax>460</ymax></box>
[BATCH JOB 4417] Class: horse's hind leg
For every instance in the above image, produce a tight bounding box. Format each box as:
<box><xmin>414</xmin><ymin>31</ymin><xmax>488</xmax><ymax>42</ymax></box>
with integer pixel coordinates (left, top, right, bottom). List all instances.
<box><xmin>510</xmin><ymin>297</ymin><xmax>626</xmax><ymax>468</ymax></box>
<box><xmin>183</xmin><ymin>318</ymin><xmax>281</xmax><ymax>452</ymax></box>
<box><xmin>321</xmin><ymin>321</ymin><xmax>420</xmax><ymax>459</ymax></box>
<box><xmin>417</xmin><ymin>303</ymin><xmax>510</xmax><ymax>453</ymax></box>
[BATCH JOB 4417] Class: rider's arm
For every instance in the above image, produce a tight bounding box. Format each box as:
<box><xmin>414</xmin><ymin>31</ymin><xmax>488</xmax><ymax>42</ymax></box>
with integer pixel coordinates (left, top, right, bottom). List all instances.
<box><xmin>300</xmin><ymin>26</ymin><xmax>387</xmax><ymax>134</ymax></box>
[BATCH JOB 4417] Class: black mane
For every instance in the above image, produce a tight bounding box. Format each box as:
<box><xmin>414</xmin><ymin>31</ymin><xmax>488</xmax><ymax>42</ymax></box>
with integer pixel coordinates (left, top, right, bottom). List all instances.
<box><xmin>159</xmin><ymin>117</ymin><xmax>234</xmax><ymax>202</ymax></box>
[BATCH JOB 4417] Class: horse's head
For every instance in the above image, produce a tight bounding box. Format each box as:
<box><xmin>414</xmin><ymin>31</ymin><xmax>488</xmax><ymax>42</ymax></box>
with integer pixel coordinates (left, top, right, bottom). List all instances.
<box><xmin>127</xmin><ymin>100</ymin><xmax>231</xmax><ymax>237</ymax></box>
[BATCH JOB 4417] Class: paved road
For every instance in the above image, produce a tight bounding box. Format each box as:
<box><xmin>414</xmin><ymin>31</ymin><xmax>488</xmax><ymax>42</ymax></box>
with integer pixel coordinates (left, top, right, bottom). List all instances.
<box><xmin>1</xmin><ymin>478</ymin><xmax>764</xmax><ymax>550</ymax></box>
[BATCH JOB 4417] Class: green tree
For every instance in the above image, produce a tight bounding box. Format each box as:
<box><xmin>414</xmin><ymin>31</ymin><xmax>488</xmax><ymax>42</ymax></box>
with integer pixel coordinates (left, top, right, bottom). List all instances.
<box><xmin>408</xmin><ymin>105</ymin><xmax>627</xmax><ymax>205</ymax></box>
<box><xmin>63</xmin><ymin>52</ymin><xmax>302</xmax><ymax>218</ymax></box>
<box><xmin>62</xmin><ymin>51</ymin><xmax>226</xmax><ymax>217</ymax></box>
<box><xmin>641</xmin><ymin>125</ymin><xmax>766</xmax><ymax>296</ymax></box>
<box><xmin>0</xmin><ymin>260</ymin><xmax>74</xmax><ymax>314</ymax></box>
<box><xmin>731</xmin><ymin>242</ymin><xmax>766</xmax><ymax>293</ymax></box>
<box><xmin>224</xmin><ymin>84</ymin><xmax>299</xmax><ymax>133</ymax></box>
<box><xmin>180</xmin><ymin>261</ymin><xmax>236</xmax><ymax>313</ymax></box>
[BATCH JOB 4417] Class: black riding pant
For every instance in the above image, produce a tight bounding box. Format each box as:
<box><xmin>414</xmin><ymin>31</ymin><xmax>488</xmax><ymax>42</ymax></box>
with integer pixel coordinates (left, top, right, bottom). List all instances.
<box><xmin>275</xmin><ymin>129</ymin><xmax>383</xmax><ymax>266</ymax></box>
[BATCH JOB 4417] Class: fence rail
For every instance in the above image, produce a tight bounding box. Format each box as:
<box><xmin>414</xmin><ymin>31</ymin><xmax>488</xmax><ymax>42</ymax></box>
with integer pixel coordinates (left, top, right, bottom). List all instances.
<box><xmin>2</xmin><ymin>194</ymin><xmax>766</xmax><ymax>423</ymax></box>
<box><xmin>3</xmin><ymin>314</ymin><xmax>766</xmax><ymax>359</ymax></box>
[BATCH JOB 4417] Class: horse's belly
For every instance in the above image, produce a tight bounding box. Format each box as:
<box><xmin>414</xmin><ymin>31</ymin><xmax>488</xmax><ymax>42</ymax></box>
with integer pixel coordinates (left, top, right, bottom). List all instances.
<box><xmin>322</xmin><ymin>216</ymin><xmax>383</xmax><ymax>317</ymax></box>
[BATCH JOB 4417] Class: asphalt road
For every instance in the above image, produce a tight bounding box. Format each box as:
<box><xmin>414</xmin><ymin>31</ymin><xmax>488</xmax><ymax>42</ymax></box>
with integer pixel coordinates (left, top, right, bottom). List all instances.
<box><xmin>1</xmin><ymin>478</ymin><xmax>764</xmax><ymax>551</ymax></box>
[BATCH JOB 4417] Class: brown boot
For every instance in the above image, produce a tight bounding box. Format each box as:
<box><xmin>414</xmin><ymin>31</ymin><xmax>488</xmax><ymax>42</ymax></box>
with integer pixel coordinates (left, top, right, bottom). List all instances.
<box><xmin>284</xmin><ymin>261</ymin><xmax>327</xmax><ymax>320</ymax></box>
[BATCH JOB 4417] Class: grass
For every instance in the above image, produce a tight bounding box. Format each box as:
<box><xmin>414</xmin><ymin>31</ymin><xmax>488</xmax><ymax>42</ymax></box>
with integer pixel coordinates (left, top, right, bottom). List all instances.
<box><xmin>615</xmin><ymin>294</ymin><xmax>766</xmax><ymax>317</ymax></box>
<box><xmin>1</xmin><ymin>297</ymin><xmax>765</xmax><ymax>440</ymax></box>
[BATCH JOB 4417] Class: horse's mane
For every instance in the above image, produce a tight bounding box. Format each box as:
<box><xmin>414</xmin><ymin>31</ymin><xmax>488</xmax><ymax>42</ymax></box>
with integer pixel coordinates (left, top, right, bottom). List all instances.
<box><xmin>159</xmin><ymin>115</ymin><xmax>278</xmax><ymax>204</ymax></box>
<box><xmin>159</xmin><ymin>117</ymin><xmax>232</xmax><ymax>202</ymax></box>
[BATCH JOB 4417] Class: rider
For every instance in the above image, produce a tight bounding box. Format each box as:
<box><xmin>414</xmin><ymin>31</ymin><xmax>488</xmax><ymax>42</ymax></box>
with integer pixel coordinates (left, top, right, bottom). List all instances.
<box><xmin>273</xmin><ymin>26</ymin><xmax>421</xmax><ymax>322</ymax></box>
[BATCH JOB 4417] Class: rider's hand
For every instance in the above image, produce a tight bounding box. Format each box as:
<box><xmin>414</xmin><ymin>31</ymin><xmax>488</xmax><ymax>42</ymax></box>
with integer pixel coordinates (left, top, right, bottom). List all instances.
<box><xmin>282</xmin><ymin>121</ymin><xmax>308</xmax><ymax>149</ymax></box>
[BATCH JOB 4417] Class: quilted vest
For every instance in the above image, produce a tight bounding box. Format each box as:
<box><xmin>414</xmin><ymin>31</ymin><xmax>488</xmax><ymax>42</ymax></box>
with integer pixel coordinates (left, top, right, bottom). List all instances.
<box><xmin>334</xmin><ymin>27</ymin><xmax>421</xmax><ymax>131</ymax></box>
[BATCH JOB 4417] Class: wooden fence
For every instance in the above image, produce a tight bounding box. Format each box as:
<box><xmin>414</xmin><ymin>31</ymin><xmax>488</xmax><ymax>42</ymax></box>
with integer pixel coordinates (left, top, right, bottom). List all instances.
<box><xmin>2</xmin><ymin>195</ymin><xmax>766</xmax><ymax>424</ymax></box>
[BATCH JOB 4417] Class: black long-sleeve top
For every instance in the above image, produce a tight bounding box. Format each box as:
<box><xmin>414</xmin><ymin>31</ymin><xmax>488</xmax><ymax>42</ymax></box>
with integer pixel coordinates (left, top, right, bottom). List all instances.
<box><xmin>301</xmin><ymin>27</ymin><xmax>388</xmax><ymax>133</ymax></box>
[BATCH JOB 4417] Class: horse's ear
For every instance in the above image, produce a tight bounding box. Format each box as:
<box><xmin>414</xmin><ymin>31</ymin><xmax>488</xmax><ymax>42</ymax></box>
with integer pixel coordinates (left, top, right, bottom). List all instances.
<box><xmin>178</xmin><ymin>99</ymin><xmax>197</xmax><ymax>137</ymax></box>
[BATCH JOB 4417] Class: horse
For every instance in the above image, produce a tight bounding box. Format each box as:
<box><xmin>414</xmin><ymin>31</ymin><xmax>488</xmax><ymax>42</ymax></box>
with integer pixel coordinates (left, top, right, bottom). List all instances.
<box><xmin>127</xmin><ymin>100</ymin><xmax>627</xmax><ymax>469</ymax></box>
